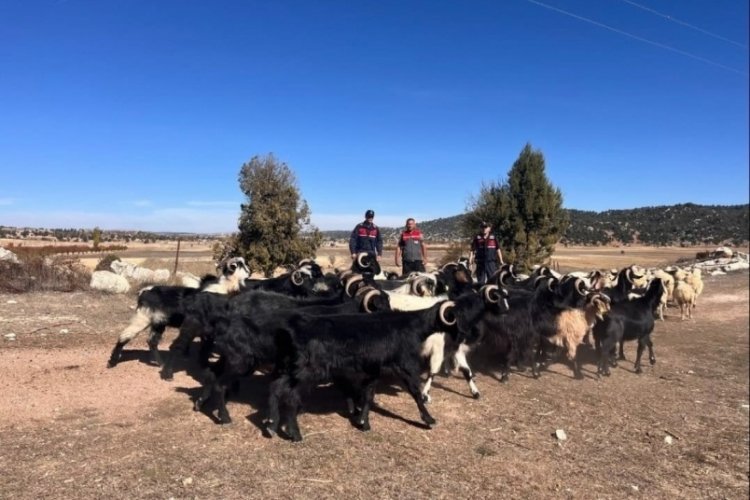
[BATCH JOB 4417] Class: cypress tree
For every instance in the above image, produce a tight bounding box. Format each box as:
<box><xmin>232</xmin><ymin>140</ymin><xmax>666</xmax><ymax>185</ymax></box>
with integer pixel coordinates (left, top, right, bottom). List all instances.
<box><xmin>467</xmin><ymin>144</ymin><xmax>568</xmax><ymax>270</ymax></box>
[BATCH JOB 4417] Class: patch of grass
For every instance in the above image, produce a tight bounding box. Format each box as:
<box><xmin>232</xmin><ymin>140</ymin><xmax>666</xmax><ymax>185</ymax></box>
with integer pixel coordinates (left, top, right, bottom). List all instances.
<box><xmin>475</xmin><ymin>444</ymin><xmax>497</xmax><ymax>457</ymax></box>
<box><xmin>0</xmin><ymin>256</ymin><xmax>91</xmax><ymax>293</ymax></box>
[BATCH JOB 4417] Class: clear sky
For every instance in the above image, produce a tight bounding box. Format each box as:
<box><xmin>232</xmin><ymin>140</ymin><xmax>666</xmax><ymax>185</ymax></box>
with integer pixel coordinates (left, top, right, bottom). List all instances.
<box><xmin>1</xmin><ymin>0</ymin><xmax>748</xmax><ymax>232</ymax></box>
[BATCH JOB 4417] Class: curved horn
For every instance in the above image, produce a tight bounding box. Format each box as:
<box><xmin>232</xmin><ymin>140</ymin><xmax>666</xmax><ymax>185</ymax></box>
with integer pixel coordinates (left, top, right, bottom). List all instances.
<box><xmin>291</xmin><ymin>270</ymin><xmax>304</xmax><ymax>286</ymax></box>
<box><xmin>438</xmin><ymin>301</ymin><xmax>457</xmax><ymax>326</ymax></box>
<box><xmin>481</xmin><ymin>284</ymin><xmax>500</xmax><ymax>303</ymax></box>
<box><xmin>361</xmin><ymin>288</ymin><xmax>381</xmax><ymax>313</ymax></box>
<box><xmin>298</xmin><ymin>258</ymin><xmax>313</xmax><ymax>268</ymax></box>
<box><xmin>630</xmin><ymin>265</ymin><xmax>644</xmax><ymax>279</ymax></box>
<box><xmin>440</xmin><ymin>262</ymin><xmax>456</xmax><ymax>272</ymax></box>
<box><xmin>344</xmin><ymin>274</ymin><xmax>364</xmax><ymax>297</ymax></box>
<box><xmin>410</xmin><ymin>276</ymin><xmax>428</xmax><ymax>296</ymax></box>
<box><xmin>575</xmin><ymin>278</ymin><xmax>586</xmax><ymax>296</ymax></box>
<box><xmin>339</xmin><ymin>269</ymin><xmax>353</xmax><ymax>282</ymax></box>
<box><xmin>356</xmin><ymin>252</ymin><xmax>370</xmax><ymax>269</ymax></box>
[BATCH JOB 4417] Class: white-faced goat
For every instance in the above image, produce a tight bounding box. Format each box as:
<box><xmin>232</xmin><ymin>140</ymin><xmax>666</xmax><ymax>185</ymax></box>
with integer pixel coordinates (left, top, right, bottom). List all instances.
<box><xmin>106</xmin><ymin>257</ymin><xmax>249</xmax><ymax>368</ymax></box>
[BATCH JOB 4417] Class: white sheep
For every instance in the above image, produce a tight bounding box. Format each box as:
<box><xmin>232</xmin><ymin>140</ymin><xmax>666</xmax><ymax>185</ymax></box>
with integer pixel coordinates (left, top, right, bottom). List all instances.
<box><xmin>673</xmin><ymin>280</ymin><xmax>696</xmax><ymax>320</ymax></box>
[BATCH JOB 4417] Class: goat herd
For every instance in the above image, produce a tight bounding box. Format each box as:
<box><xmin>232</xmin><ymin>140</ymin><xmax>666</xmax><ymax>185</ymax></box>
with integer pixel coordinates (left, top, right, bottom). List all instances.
<box><xmin>105</xmin><ymin>254</ymin><xmax>704</xmax><ymax>442</ymax></box>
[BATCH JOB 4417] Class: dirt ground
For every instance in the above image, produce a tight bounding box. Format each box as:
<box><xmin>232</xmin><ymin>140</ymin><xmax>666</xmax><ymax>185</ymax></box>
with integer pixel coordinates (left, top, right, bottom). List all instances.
<box><xmin>0</xmin><ymin>251</ymin><xmax>747</xmax><ymax>499</ymax></box>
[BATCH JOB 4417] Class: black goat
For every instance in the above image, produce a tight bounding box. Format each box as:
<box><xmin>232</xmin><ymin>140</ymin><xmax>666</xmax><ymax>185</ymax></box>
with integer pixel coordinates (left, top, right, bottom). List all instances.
<box><xmin>160</xmin><ymin>286</ymin><xmax>389</xmax><ymax>380</ymax></box>
<box><xmin>106</xmin><ymin>257</ymin><xmax>249</xmax><ymax>368</ymax></box>
<box><xmin>593</xmin><ymin>278</ymin><xmax>665</xmax><ymax>377</ymax></box>
<box><xmin>263</xmin><ymin>293</ymin><xmax>488</xmax><ymax>441</ymax></box>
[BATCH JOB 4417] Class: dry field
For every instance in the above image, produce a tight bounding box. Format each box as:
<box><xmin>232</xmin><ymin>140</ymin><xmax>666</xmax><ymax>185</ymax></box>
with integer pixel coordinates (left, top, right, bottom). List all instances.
<box><xmin>0</xmin><ymin>246</ymin><xmax>747</xmax><ymax>499</ymax></box>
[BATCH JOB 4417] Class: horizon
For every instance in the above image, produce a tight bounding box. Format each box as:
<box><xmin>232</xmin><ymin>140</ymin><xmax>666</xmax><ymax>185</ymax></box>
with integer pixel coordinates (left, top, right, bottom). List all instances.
<box><xmin>2</xmin><ymin>201</ymin><xmax>747</xmax><ymax>235</ymax></box>
<box><xmin>1</xmin><ymin>1</ymin><xmax>748</xmax><ymax>233</ymax></box>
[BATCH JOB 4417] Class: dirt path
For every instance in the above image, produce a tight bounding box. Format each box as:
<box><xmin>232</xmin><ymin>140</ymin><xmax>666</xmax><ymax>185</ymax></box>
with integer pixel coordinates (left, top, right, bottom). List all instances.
<box><xmin>0</xmin><ymin>273</ymin><xmax>747</xmax><ymax>499</ymax></box>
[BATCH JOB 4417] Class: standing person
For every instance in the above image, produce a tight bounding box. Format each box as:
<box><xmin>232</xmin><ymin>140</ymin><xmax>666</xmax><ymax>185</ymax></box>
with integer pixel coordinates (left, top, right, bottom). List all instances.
<box><xmin>395</xmin><ymin>217</ymin><xmax>428</xmax><ymax>276</ymax></box>
<box><xmin>349</xmin><ymin>209</ymin><xmax>382</xmax><ymax>263</ymax></box>
<box><xmin>469</xmin><ymin>221</ymin><xmax>504</xmax><ymax>285</ymax></box>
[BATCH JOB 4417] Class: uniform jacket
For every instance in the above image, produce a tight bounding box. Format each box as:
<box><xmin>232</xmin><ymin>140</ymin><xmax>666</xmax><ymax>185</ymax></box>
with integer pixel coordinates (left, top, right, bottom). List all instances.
<box><xmin>398</xmin><ymin>229</ymin><xmax>425</xmax><ymax>262</ymax></box>
<box><xmin>349</xmin><ymin>221</ymin><xmax>383</xmax><ymax>256</ymax></box>
<box><xmin>471</xmin><ymin>233</ymin><xmax>499</xmax><ymax>262</ymax></box>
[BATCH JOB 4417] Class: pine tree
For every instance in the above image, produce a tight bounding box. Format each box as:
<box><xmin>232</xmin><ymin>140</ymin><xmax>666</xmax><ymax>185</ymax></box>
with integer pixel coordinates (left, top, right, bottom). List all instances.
<box><xmin>232</xmin><ymin>153</ymin><xmax>322</xmax><ymax>277</ymax></box>
<box><xmin>466</xmin><ymin>144</ymin><xmax>568</xmax><ymax>270</ymax></box>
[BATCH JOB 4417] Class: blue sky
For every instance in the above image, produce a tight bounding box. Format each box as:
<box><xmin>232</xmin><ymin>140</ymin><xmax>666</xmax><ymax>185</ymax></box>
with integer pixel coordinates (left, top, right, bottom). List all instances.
<box><xmin>1</xmin><ymin>0</ymin><xmax>747</xmax><ymax>232</ymax></box>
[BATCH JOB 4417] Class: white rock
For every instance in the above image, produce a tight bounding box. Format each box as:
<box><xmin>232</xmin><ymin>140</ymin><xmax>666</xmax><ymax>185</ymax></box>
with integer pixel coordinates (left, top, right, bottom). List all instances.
<box><xmin>687</xmin><ymin>370</ymin><xmax>694</xmax><ymax>374</ymax></box>
<box><xmin>630</xmin><ymin>485</ymin><xmax>639</xmax><ymax>492</ymax></box>
<box><xmin>182</xmin><ymin>477</ymin><xmax>193</xmax><ymax>486</ymax></box>
<box><xmin>0</xmin><ymin>247</ymin><xmax>19</xmax><ymax>263</ymax></box>
<box><xmin>555</xmin><ymin>429</ymin><xmax>567</xmax><ymax>441</ymax></box>
<box><xmin>664</xmin><ymin>435</ymin><xmax>673</xmax><ymax>445</ymax></box>
<box><xmin>6</xmin><ymin>300</ymin><xmax>17</xmax><ymax>304</ymax></box>
<box><xmin>153</xmin><ymin>269</ymin><xmax>171</xmax><ymax>282</ymax></box>
<box><xmin>90</xmin><ymin>271</ymin><xmax>130</xmax><ymax>294</ymax></box>
<box><xmin>59</xmin><ymin>329</ymin><xmax>69</xmax><ymax>334</ymax></box>
<box><xmin>4</xmin><ymin>333</ymin><xmax>16</xmax><ymax>341</ymax></box>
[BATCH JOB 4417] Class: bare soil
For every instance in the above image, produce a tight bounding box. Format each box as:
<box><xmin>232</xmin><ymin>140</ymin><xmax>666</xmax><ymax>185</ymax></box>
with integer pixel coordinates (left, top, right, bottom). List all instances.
<box><xmin>0</xmin><ymin>251</ymin><xmax>747</xmax><ymax>499</ymax></box>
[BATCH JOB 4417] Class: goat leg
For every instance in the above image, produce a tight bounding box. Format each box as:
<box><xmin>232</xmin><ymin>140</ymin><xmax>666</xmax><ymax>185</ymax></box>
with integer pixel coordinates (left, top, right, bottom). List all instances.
<box><xmin>146</xmin><ymin>325</ymin><xmax>166</xmax><ymax>367</ymax></box>
<box><xmin>454</xmin><ymin>344</ymin><xmax>480</xmax><ymax>398</ymax></box>
<box><xmin>634</xmin><ymin>338</ymin><xmax>647</xmax><ymax>374</ymax></box>
<box><xmin>646</xmin><ymin>335</ymin><xmax>656</xmax><ymax>365</ymax></box>
<box><xmin>396</xmin><ymin>366</ymin><xmax>436</xmax><ymax>427</ymax></box>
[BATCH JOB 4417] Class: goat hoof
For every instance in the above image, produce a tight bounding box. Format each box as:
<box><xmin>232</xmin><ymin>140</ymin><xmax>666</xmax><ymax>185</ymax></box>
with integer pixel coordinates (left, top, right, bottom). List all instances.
<box><xmin>635</xmin><ymin>367</ymin><xmax>643</xmax><ymax>374</ymax></box>
<box><xmin>500</xmin><ymin>376</ymin><xmax>509</xmax><ymax>384</ymax></box>
<box><xmin>357</xmin><ymin>421</ymin><xmax>371</xmax><ymax>432</ymax></box>
<box><xmin>574</xmin><ymin>373</ymin><xmax>584</xmax><ymax>380</ymax></box>
<box><xmin>106</xmin><ymin>361</ymin><xmax>116</xmax><ymax>369</ymax></box>
<box><xmin>422</xmin><ymin>394</ymin><xmax>432</xmax><ymax>404</ymax></box>
<box><xmin>160</xmin><ymin>371</ymin><xmax>173</xmax><ymax>381</ymax></box>
<box><xmin>649</xmin><ymin>357</ymin><xmax>656</xmax><ymax>365</ymax></box>
<box><xmin>472</xmin><ymin>391</ymin><xmax>481</xmax><ymax>399</ymax></box>
<box><xmin>193</xmin><ymin>399</ymin><xmax>204</xmax><ymax>411</ymax></box>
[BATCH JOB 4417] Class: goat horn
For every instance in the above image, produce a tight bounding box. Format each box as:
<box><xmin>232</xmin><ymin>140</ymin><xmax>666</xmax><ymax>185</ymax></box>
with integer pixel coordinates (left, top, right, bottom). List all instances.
<box><xmin>481</xmin><ymin>284</ymin><xmax>500</xmax><ymax>303</ymax></box>
<box><xmin>291</xmin><ymin>270</ymin><xmax>304</xmax><ymax>286</ymax></box>
<box><xmin>356</xmin><ymin>253</ymin><xmax>370</xmax><ymax>268</ymax></box>
<box><xmin>575</xmin><ymin>278</ymin><xmax>586</xmax><ymax>296</ymax></box>
<box><xmin>410</xmin><ymin>276</ymin><xmax>428</xmax><ymax>296</ymax></box>
<box><xmin>344</xmin><ymin>274</ymin><xmax>364</xmax><ymax>297</ymax></box>
<box><xmin>361</xmin><ymin>289</ymin><xmax>381</xmax><ymax>313</ymax></box>
<box><xmin>438</xmin><ymin>301</ymin><xmax>457</xmax><ymax>326</ymax></box>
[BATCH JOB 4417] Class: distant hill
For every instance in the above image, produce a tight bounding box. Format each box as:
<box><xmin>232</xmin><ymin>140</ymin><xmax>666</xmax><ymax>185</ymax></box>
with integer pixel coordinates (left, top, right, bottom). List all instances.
<box><xmin>322</xmin><ymin>203</ymin><xmax>749</xmax><ymax>246</ymax></box>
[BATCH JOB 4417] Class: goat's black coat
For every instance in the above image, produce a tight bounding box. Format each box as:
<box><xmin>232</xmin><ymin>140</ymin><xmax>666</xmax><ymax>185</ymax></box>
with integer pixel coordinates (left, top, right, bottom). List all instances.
<box><xmin>593</xmin><ymin>278</ymin><xmax>664</xmax><ymax>376</ymax></box>
<box><xmin>263</xmin><ymin>292</ymin><xmax>489</xmax><ymax>440</ymax></box>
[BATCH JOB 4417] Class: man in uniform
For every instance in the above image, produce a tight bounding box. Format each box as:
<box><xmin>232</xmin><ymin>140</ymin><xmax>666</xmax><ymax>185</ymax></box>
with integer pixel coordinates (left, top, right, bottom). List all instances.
<box><xmin>469</xmin><ymin>221</ymin><xmax>504</xmax><ymax>285</ymax></box>
<box><xmin>394</xmin><ymin>217</ymin><xmax>427</xmax><ymax>276</ymax></box>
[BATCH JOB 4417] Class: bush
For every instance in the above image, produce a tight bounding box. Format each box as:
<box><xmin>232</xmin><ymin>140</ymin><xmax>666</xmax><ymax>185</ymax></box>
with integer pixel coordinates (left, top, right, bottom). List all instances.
<box><xmin>0</xmin><ymin>256</ymin><xmax>91</xmax><ymax>293</ymax></box>
<box><xmin>438</xmin><ymin>241</ymin><xmax>470</xmax><ymax>267</ymax></box>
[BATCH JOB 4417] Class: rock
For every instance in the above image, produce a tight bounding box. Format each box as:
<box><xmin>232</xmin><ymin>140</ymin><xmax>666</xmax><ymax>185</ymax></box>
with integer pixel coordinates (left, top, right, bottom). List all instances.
<box><xmin>4</xmin><ymin>333</ymin><xmax>16</xmax><ymax>341</ymax></box>
<box><xmin>0</xmin><ymin>247</ymin><xmax>19</xmax><ymax>263</ymax></box>
<box><xmin>6</xmin><ymin>300</ymin><xmax>17</xmax><ymax>304</ymax></box>
<box><xmin>709</xmin><ymin>270</ymin><xmax>726</xmax><ymax>276</ymax></box>
<box><xmin>177</xmin><ymin>271</ymin><xmax>202</xmax><ymax>288</ymax></box>
<box><xmin>555</xmin><ymin>429</ymin><xmax>567</xmax><ymax>441</ymax></box>
<box><xmin>630</xmin><ymin>485</ymin><xmax>639</xmax><ymax>492</ymax></box>
<box><xmin>90</xmin><ymin>271</ymin><xmax>130</xmax><ymax>294</ymax></box>
<box><xmin>153</xmin><ymin>269</ymin><xmax>170</xmax><ymax>282</ymax></box>
<box><xmin>687</xmin><ymin>370</ymin><xmax>694</xmax><ymax>374</ymax></box>
<box><xmin>182</xmin><ymin>477</ymin><xmax>193</xmax><ymax>486</ymax></box>
<box><xmin>59</xmin><ymin>329</ymin><xmax>69</xmax><ymax>334</ymax></box>
<box><xmin>664</xmin><ymin>435</ymin><xmax>673</xmax><ymax>445</ymax></box>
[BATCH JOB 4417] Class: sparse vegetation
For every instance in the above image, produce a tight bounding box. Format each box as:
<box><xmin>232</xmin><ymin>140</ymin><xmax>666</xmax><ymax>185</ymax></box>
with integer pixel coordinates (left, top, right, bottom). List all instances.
<box><xmin>0</xmin><ymin>256</ymin><xmax>91</xmax><ymax>293</ymax></box>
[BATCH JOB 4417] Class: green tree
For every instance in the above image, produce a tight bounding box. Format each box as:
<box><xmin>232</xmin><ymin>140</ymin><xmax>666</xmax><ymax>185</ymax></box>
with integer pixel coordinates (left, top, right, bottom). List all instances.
<box><xmin>233</xmin><ymin>153</ymin><xmax>321</xmax><ymax>277</ymax></box>
<box><xmin>466</xmin><ymin>144</ymin><xmax>568</xmax><ymax>270</ymax></box>
<box><xmin>92</xmin><ymin>227</ymin><xmax>102</xmax><ymax>249</ymax></box>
